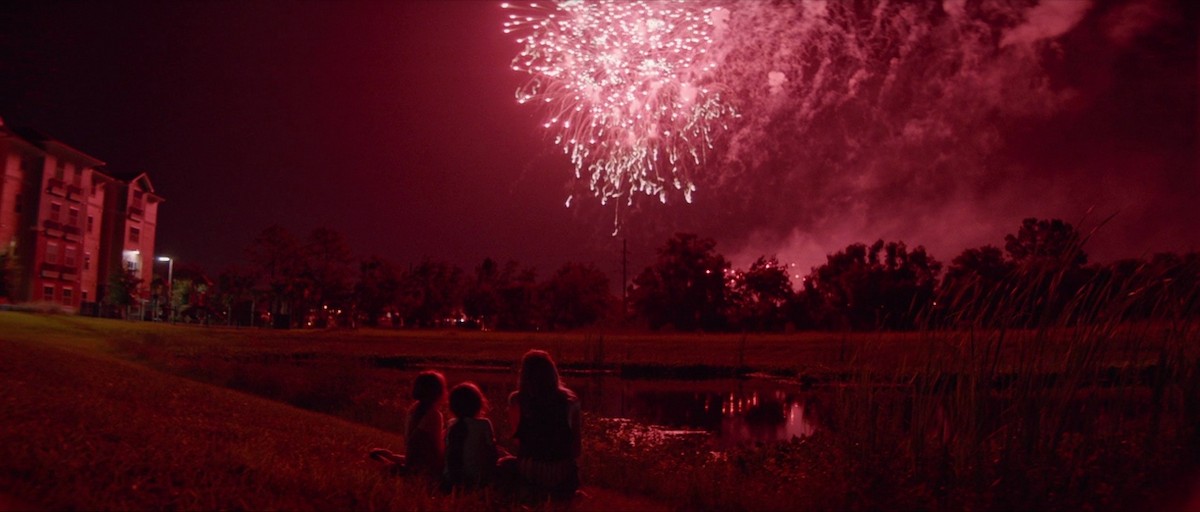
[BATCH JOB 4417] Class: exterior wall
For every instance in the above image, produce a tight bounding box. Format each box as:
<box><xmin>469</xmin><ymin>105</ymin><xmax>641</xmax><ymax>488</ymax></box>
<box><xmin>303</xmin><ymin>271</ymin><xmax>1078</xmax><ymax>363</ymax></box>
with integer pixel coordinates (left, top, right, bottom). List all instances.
<box><xmin>99</xmin><ymin>180</ymin><xmax>129</xmax><ymax>306</ymax></box>
<box><xmin>0</xmin><ymin>137</ymin><xmax>35</xmax><ymax>302</ymax></box>
<box><xmin>29</xmin><ymin>155</ymin><xmax>93</xmax><ymax>311</ymax></box>
<box><xmin>80</xmin><ymin>171</ymin><xmax>110</xmax><ymax>307</ymax></box>
<box><xmin>16</xmin><ymin>152</ymin><xmax>47</xmax><ymax>302</ymax></box>
<box><xmin>0</xmin><ymin>135</ymin><xmax>41</xmax><ymax>302</ymax></box>
<box><xmin>125</xmin><ymin>185</ymin><xmax>152</xmax><ymax>290</ymax></box>
<box><xmin>0</xmin><ymin>139</ymin><xmax>22</xmax><ymax>253</ymax></box>
<box><xmin>95</xmin><ymin>180</ymin><xmax>116</xmax><ymax>307</ymax></box>
<box><xmin>134</xmin><ymin>186</ymin><xmax>160</xmax><ymax>292</ymax></box>
<box><xmin>15</xmin><ymin>153</ymin><xmax>42</xmax><ymax>301</ymax></box>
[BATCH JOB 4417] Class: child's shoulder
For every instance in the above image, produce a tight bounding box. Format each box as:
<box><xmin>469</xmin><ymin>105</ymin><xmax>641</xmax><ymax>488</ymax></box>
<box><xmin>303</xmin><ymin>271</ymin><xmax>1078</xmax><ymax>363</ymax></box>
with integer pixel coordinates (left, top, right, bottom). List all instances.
<box><xmin>462</xmin><ymin>417</ymin><xmax>495</xmax><ymax>432</ymax></box>
<box><xmin>414</xmin><ymin>408</ymin><xmax>443</xmax><ymax>428</ymax></box>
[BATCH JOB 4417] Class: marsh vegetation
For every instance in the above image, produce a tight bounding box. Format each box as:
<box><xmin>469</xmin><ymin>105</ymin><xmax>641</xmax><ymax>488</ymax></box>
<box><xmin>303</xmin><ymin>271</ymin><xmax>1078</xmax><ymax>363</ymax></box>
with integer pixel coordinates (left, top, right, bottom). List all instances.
<box><xmin>3</xmin><ymin>278</ymin><xmax>1198</xmax><ymax>511</ymax></box>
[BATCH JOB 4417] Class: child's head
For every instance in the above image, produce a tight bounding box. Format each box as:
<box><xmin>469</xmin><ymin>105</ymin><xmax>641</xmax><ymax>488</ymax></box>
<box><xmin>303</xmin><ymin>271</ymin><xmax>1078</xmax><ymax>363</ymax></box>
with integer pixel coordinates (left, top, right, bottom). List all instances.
<box><xmin>518</xmin><ymin>349</ymin><xmax>562</xmax><ymax>397</ymax></box>
<box><xmin>449</xmin><ymin>382</ymin><xmax>487</xmax><ymax>419</ymax></box>
<box><xmin>411</xmin><ymin>370</ymin><xmax>446</xmax><ymax>404</ymax></box>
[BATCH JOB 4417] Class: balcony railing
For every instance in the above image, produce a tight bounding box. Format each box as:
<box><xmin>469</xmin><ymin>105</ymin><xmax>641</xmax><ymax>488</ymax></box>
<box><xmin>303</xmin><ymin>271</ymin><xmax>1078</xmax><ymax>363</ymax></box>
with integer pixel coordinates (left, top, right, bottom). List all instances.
<box><xmin>46</xmin><ymin>178</ymin><xmax>66</xmax><ymax>196</ymax></box>
<box><xmin>62</xmin><ymin>224</ymin><xmax>82</xmax><ymax>242</ymax></box>
<box><xmin>39</xmin><ymin>262</ymin><xmax>63</xmax><ymax>279</ymax></box>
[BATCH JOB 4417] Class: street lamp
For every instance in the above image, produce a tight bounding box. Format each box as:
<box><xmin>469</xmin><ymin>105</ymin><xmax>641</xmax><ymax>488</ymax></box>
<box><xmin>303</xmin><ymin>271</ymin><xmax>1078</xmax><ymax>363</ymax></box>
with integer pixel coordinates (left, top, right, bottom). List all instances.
<box><xmin>157</xmin><ymin>256</ymin><xmax>173</xmax><ymax>322</ymax></box>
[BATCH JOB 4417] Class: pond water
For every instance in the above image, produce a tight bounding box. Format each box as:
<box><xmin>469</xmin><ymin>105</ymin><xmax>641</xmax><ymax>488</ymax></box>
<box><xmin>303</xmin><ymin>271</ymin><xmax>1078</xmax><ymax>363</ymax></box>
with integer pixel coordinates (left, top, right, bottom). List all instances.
<box><xmin>410</xmin><ymin>368</ymin><xmax>820</xmax><ymax>448</ymax></box>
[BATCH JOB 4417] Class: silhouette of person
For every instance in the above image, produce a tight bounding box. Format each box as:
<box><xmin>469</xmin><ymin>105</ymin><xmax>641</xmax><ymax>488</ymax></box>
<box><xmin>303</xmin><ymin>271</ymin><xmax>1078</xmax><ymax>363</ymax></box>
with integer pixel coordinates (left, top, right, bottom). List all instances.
<box><xmin>442</xmin><ymin>381</ymin><xmax>505</xmax><ymax>491</ymax></box>
<box><xmin>502</xmin><ymin>350</ymin><xmax>583</xmax><ymax>502</ymax></box>
<box><xmin>369</xmin><ymin>370</ymin><xmax>446</xmax><ymax>479</ymax></box>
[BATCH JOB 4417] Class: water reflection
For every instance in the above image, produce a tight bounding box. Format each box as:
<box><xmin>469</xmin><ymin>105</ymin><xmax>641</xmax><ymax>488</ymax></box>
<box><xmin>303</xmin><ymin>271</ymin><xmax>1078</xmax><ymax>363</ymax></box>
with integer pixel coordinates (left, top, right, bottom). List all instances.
<box><xmin>578</xmin><ymin>378</ymin><xmax>822</xmax><ymax>446</ymax></box>
<box><xmin>422</xmin><ymin>369</ymin><xmax>819</xmax><ymax>447</ymax></box>
<box><xmin>722</xmin><ymin>397</ymin><xmax>819</xmax><ymax>445</ymax></box>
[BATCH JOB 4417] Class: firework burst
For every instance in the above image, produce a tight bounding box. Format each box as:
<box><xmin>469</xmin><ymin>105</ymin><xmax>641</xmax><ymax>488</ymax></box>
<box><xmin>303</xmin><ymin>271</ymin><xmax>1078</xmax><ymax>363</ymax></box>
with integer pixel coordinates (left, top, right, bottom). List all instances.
<box><xmin>503</xmin><ymin>0</ymin><xmax>736</xmax><ymax>209</ymax></box>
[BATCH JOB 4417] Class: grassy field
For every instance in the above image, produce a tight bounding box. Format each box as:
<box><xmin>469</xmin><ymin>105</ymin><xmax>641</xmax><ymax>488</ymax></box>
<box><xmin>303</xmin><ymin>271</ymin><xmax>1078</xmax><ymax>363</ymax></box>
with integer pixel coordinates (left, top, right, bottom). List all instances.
<box><xmin>3</xmin><ymin>311</ymin><xmax>1199</xmax><ymax>510</ymax></box>
<box><xmin>0</xmin><ymin>313</ymin><xmax>663</xmax><ymax>511</ymax></box>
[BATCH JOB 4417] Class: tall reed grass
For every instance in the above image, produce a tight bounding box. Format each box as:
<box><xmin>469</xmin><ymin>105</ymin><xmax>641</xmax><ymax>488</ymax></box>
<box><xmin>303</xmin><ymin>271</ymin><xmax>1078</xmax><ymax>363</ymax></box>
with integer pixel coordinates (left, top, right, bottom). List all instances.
<box><xmin>578</xmin><ymin>246</ymin><xmax>1198</xmax><ymax>510</ymax></box>
<box><xmin>821</xmin><ymin>241</ymin><xmax>1200</xmax><ymax>509</ymax></box>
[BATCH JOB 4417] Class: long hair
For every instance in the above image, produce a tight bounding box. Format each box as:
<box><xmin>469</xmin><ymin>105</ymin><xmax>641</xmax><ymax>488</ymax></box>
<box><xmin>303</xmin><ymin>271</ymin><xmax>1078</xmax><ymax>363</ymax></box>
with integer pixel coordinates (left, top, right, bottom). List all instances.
<box><xmin>511</xmin><ymin>350</ymin><xmax>578</xmax><ymax>457</ymax></box>
<box><xmin>516</xmin><ymin>350</ymin><xmax>575</xmax><ymax>401</ymax></box>
<box><xmin>410</xmin><ymin>370</ymin><xmax>446</xmax><ymax>423</ymax></box>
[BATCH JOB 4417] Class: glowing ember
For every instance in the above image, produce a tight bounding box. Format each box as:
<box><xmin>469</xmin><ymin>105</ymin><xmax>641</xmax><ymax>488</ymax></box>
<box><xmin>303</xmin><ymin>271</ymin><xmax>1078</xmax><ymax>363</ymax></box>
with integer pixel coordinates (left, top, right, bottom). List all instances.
<box><xmin>504</xmin><ymin>0</ymin><xmax>736</xmax><ymax>209</ymax></box>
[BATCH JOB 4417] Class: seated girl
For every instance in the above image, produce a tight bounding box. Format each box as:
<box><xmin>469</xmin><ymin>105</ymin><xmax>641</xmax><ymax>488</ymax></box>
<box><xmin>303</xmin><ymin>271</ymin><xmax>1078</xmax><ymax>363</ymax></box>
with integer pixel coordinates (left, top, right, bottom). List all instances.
<box><xmin>369</xmin><ymin>370</ymin><xmax>446</xmax><ymax>479</ymax></box>
<box><xmin>442</xmin><ymin>382</ymin><xmax>503</xmax><ymax>491</ymax></box>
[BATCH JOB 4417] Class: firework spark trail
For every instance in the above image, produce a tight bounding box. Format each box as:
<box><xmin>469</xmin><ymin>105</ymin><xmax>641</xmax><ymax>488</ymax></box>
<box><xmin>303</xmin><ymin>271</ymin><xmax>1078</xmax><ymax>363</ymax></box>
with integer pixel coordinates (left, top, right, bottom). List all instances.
<box><xmin>505</xmin><ymin>0</ymin><xmax>1097</xmax><ymax>246</ymax></box>
<box><xmin>503</xmin><ymin>0</ymin><xmax>735</xmax><ymax>209</ymax></box>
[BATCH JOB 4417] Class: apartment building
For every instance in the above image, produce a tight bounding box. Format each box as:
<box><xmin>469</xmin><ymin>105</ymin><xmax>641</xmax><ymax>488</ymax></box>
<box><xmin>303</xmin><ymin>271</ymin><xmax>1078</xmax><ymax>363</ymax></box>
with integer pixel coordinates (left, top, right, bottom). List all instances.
<box><xmin>96</xmin><ymin>170</ymin><xmax>163</xmax><ymax>310</ymax></box>
<box><xmin>0</xmin><ymin>117</ymin><xmax>163</xmax><ymax>314</ymax></box>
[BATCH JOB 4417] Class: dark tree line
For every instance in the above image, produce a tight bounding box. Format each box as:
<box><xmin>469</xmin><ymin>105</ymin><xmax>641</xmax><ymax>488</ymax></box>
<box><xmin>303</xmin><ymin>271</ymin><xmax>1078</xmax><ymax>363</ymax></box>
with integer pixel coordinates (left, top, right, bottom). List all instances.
<box><xmin>188</xmin><ymin>218</ymin><xmax>1197</xmax><ymax>331</ymax></box>
<box><xmin>629</xmin><ymin>233</ymin><xmax>943</xmax><ymax>332</ymax></box>
<box><xmin>630</xmin><ymin>218</ymin><xmax>1199</xmax><ymax>332</ymax></box>
<box><xmin>206</xmin><ymin>225</ymin><xmax>614</xmax><ymax>330</ymax></box>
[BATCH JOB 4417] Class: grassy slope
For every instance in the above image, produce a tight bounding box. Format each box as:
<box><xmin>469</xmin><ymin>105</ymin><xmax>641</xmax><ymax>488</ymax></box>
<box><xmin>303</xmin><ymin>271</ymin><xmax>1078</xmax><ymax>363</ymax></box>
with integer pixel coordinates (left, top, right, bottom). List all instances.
<box><xmin>6</xmin><ymin>312</ymin><xmax>1174</xmax><ymax>378</ymax></box>
<box><xmin>0</xmin><ymin>313</ymin><xmax>665</xmax><ymax>511</ymax></box>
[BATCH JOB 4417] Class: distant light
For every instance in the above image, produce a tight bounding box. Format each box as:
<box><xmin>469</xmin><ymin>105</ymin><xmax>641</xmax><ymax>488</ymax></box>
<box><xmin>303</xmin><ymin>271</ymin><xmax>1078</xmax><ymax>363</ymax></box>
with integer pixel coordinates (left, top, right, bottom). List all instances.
<box><xmin>157</xmin><ymin>256</ymin><xmax>171</xmax><ymax>262</ymax></box>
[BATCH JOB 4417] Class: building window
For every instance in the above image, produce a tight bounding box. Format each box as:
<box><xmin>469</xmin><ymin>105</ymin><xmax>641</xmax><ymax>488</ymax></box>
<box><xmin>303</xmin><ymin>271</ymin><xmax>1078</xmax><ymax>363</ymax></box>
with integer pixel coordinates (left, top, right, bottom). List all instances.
<box><xmin>13</xmin><ymin>193</ymin><xmax>20</xmax><ymax>213</ymax></box>
<box><xmin>84</xmin><ymin>252</ymin><xmax>91</xmax><ymax>270</ymax></box>
<box><xmin>82</xmin><ymin>291</ymin><xmax>89</xmax><ymax>302</ymax></box>
<box><xmin>43</xmin><ymin>285</ymin><xmax>54</xmax><ymax>301</ymax></box>
<box><xmin>122</xmin><ymin>250</ymin><xmax>140</xmax><ymax>273</ymax></box>
<box><xmin>46</xmin><ymin>242</ymin><xmax>60</xmax><ymax>264</ymax></box>
<box><xmin>68</xmin><ymin>207</ymin><xmax>80</xmax><ymax>227</ymax></box>
<box><xmin>50</xmin><ymin>202</ymin><xmax>62</xmax><ymax>222</ymax></box>
<box><xmin>54</xmin><ymin>160</ymin><xmax>65</xmax><ymax>181</ymax></box>
<box><xmin>62</xmin><ymin>288</ymin><xmax>73</xmax><ymax>306</ymax></box>
<box><xmin>129</xmin><ymin>227</ymin><xmax>140</xmax><ymax>243</ymax></box>
<box><xmin>65</xmin><ymin>246</ymin><xmax>77</xmax><ymax>267</ymax></box>
<box><xmin>72</xmin><ymin>167</ymin><xmax>83</xmax><ymax>187</ymax></box>
<box><xmin>88</xmin><ymin>215</ymin><xmax>95</xmax><ymax>233</ymax></box>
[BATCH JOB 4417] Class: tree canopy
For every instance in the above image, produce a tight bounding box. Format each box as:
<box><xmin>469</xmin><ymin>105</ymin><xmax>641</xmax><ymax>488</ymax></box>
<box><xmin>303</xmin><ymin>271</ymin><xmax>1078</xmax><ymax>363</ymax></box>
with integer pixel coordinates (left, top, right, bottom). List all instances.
<box><xmin>204</xmin><ymin>219</ymin><xmax>1198</xmax><ymax>332</ymax></box>
<box><xmin>630</xmin><ymin>233</ymin><xmax>731</xmax><ymax>331</ymax></box>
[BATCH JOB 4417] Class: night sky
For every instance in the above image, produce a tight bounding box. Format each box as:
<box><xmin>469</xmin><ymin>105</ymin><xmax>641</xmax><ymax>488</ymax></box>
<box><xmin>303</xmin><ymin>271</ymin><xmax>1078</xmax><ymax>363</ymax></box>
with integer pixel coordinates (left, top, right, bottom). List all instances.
<box><xmin>2</xmin><ymin>0</ymin><xmax>1197</xmax><ymax>280</ymax></box>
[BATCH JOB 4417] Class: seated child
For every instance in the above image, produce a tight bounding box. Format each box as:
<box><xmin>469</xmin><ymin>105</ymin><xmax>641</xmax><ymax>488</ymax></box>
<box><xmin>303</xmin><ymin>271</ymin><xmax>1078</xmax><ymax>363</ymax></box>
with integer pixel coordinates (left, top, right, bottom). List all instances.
<box><xmin>442</xmin><ymin>382</ymin><xmax>503</xmax><ymax>490</ymax></box>
<box><xmin>369</xmin><ymin>370</ymin><xmax>446</xmax><ymax>478</ymax></box>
